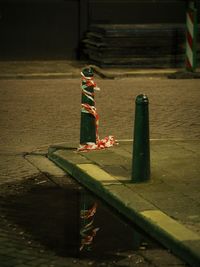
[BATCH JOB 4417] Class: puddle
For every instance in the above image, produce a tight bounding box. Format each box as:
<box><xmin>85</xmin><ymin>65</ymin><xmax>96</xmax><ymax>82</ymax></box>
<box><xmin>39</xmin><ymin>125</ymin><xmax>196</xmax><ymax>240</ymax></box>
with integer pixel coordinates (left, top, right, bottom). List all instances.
<box><xmin>0</xmin><ymin>177</ymin><xmax>161</xmax><ymax>262</ymax></box>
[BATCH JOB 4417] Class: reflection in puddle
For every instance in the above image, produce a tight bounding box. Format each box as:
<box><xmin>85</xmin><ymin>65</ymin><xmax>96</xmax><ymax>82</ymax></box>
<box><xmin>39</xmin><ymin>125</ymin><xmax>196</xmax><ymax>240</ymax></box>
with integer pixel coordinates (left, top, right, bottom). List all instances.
<box><xmin>80</xmin><ymin>198</ymin><xmax>99</xmax><ymax>252</ymax></box>
<box><xmin>0</xmin><ymin>180</ymin><xmax>160</xmax><ymax>260</ymax></box>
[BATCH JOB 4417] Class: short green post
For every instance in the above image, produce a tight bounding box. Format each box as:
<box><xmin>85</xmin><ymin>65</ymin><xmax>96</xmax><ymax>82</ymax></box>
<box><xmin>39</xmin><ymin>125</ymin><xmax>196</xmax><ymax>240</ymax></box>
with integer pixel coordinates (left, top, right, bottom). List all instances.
<box><xmin>80</xmin><ymin>68</ymin><xmax>96</xmax><ymax>144</ymax></box>
<box><xmin>132</xmin><ymin>94</ymin><xmax>150</xmax><ymax>183</ymax></box>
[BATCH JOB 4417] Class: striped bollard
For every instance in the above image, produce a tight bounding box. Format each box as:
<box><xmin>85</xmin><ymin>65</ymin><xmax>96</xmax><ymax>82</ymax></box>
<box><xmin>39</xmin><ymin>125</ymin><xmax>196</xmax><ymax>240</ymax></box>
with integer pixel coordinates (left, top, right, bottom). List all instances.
<box><xmin>185</xmin><ymin>0</ymin><xmax>198</xmax><ymax>72</ymax></box>
<box><xmin>80</xmin><ymin>67</ymin><xmax>96</xmax><ymax>145</ymax></box>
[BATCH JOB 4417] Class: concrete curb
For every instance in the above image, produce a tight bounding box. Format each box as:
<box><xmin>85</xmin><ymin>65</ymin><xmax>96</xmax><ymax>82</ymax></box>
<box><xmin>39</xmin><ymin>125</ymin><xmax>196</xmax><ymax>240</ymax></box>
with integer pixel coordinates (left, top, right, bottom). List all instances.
<box><xmin>0</xmin><ymin>73</ymin><xmax>80</xmax><ymax>80</ymax></box>
<box><xmin>91</xmin><ymin>65</ymin><xmax>179</xmax><ymax>79</ymax></box>
<box><xmin>91</xmin><ymin>65</ymin><xmax>200</xmax><ymax>79</ymax></box>
<box><xmin>48</xmin><ymin>147</ymin><xmax>200</xmax><ymax>267</ymax></box>
<box><xmin>1</xmin><ymin>69</ymin><xmax>199</xmax><ymax>80</ymax></box>
<box><xmin>0</xmin><ymin>59</ymin><xmax>200</xmax><ymax>79</ymax></box>
<box><xmin>167</xmin><ymin>70</ymin><xmax>200</xmax><ymax>79</ymax></box>
<box><xmin>0</xmin><ymin>70</ymin><xmax>172</xmax><ymax>80</ymax></box>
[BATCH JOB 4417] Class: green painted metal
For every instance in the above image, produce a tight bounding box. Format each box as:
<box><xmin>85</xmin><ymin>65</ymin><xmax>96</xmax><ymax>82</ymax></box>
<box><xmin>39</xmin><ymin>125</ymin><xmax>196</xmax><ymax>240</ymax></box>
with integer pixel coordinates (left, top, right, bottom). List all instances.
<box><xmin>80</xmin><ymin>74</ymin><xmax>96</xmax><ymax>145</ymax></box>
<box><xmin>132</xmin><ymin>94</ymin><xmax>150</xmax><ymax>183</ymax></box>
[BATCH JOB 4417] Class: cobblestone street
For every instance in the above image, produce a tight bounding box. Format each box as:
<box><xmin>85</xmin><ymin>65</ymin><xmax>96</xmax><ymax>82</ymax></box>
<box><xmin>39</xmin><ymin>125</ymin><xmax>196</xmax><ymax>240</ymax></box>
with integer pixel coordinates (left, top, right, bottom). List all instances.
<box><xmin>0</xmin><ymin>77</ymin><xmax>199</xmax><ymax>181</ymax></box>
<box><xmin>1</xmin><ymin>77</ymin><xmax>199</xmax><ymax>151</ymax></box>
<box><xmin>0</xmin><ymin>77</ymin><xmax>199</xmax><ymax>182</ymax></box>
<box><xmin>0</xmin><ymin>75</ymin><xmax>199</xmax><ymax>266</ymax></box>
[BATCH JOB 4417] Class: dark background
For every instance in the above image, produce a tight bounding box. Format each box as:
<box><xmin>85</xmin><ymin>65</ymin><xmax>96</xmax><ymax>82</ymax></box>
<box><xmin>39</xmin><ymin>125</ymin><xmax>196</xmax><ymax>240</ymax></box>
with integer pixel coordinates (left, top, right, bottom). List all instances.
<box><xmin>0</xmin><ymin>0</ymin><xmax>199</xmax><ymax>60</ymax></box>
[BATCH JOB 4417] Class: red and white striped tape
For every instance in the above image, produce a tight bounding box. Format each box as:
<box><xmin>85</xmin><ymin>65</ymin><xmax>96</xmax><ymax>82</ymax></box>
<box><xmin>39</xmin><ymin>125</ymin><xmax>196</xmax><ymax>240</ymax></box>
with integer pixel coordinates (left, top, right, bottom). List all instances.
<box><xmin>78</xmin><ymin>74</ymin><xmax>117</xmax><ymax>152</ymax></box>
<box><xmin>186</xmin><ymin>4</ymin><xmax>195</xmax><ymax>69</ymax></box>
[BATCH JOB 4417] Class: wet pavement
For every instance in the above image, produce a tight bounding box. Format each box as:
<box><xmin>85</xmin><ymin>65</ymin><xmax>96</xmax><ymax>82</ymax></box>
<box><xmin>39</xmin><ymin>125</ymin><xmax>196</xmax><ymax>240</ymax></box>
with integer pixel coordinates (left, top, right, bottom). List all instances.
<box><xmin>0</xmin><ymin>173</ymin><xmax>187</xmax><ymax>267</ymax></box>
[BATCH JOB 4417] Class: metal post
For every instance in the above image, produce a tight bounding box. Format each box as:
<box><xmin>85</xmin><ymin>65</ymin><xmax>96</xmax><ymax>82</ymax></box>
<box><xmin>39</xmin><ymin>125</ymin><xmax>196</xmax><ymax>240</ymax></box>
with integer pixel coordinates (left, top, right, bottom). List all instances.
<box><xmin>80</xmin><ymin>68</ymin><xmax>96</xmax><ymax>145</ymax></box>
<box><xmin>132</xmin><ymin>94</ymin><xmax>150</xmax><ymax>183</ymax></box>
<box><xmin>185</xmin><ymin>0</ymin><xmax>198</xmax><ymax>72</ymax></box>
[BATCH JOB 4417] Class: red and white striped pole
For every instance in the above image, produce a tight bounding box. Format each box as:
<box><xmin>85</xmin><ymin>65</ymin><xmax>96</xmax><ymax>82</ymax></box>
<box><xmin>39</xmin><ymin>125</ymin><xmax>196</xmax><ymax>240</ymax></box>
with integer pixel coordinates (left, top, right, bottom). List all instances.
<box><xmin>185</xmin><ymin>0</ymin><xmax>198</xmax><ymax>71</ymax></box>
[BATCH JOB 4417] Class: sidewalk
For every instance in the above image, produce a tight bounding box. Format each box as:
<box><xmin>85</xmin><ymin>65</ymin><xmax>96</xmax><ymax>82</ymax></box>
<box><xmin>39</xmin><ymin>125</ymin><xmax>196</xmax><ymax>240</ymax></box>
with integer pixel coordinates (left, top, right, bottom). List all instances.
<box><xmin>1</xmin><ymin>60</ymin><xmax>199</xmax><ymax>79</ymax></box>
<box><xmin>0</xmin><ymin>60</ymin><xmax>84</xmax><ymax>79</ymax></box>
<box><xmin>48</xmin><ymin>140</ymin><xmax>200</xmax><ymax>267</ymax></box>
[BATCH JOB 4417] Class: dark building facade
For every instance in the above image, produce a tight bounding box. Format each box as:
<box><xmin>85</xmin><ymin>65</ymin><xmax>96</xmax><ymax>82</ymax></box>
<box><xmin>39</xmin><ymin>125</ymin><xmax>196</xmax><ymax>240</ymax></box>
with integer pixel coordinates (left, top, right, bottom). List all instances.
<box><xmin>0</xmin><ymin>0</ymin><xmax>199</xmax><ymax>60</ymax></box>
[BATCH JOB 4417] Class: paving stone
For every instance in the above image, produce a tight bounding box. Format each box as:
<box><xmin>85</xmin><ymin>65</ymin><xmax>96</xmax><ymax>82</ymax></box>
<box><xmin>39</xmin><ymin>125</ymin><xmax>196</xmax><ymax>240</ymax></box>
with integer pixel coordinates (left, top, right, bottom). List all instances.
<box><xmin>0</xmin><ymin>73</ymin><xmax>200</xmax><ymax>267</ymax></box>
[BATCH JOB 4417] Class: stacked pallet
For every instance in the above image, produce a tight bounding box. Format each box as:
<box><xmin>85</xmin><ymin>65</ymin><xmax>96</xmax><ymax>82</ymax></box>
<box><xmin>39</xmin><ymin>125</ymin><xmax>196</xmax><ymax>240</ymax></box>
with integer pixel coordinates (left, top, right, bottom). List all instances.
<box><xmin>81</xmin><ymin>24</ymin><xmax>199</xmax><ymax>68</ymax></box>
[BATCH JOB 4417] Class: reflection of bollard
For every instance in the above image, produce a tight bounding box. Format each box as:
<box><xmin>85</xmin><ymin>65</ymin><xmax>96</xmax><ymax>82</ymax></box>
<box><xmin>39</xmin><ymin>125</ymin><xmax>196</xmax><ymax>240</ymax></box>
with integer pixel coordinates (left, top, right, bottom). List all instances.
<box><xmin>79</xmin><ymin>189</ymin><xmax>99</xmax><ymax>252</ymax></box>
<box><xmin>132</xmin><ymin>94</ymin><xmax>150</xmax><ymax>183</ymax></box>
<box><xmin>80</xmin><ymin>67</ymin><xmax>96</xmax><ymax>145</ymax></box>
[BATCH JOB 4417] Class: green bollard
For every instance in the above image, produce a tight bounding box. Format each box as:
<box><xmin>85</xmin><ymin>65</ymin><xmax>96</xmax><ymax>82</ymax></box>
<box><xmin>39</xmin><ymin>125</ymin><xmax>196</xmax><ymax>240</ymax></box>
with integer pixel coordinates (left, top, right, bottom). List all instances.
<box><xmin>80</xmin><ymin>67</ymin><xmax>96</xmax><ymax>144</ymax></box>
<box><xmin>132</xmin><ymin>94</ymin><xmax>150</xmax><ymax>183</ymax></box>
